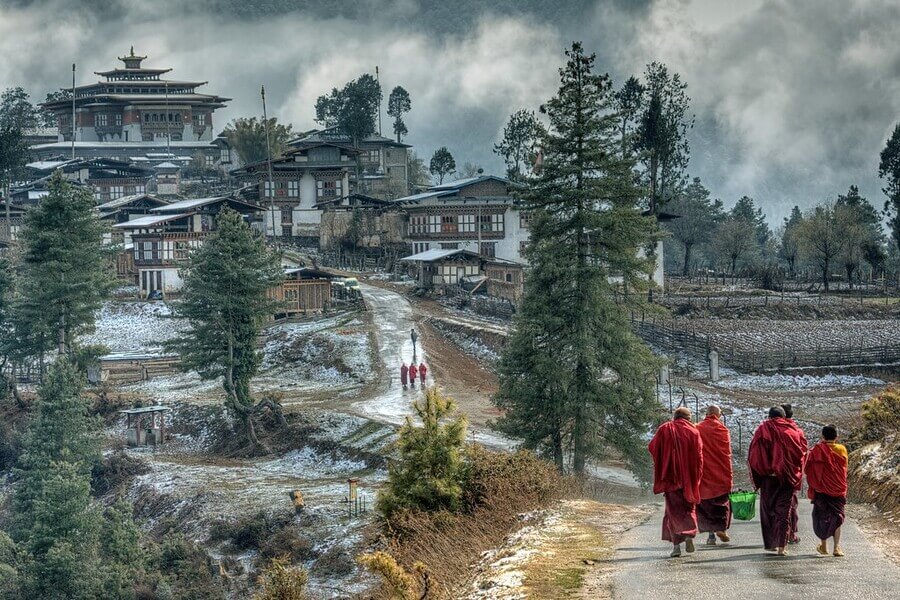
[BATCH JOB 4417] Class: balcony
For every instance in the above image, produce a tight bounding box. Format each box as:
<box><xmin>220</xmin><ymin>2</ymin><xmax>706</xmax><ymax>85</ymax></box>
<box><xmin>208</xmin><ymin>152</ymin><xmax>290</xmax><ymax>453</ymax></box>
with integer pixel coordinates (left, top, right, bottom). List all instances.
<box><xmin>407</xmin><ymin>229</ymin><xmax>504</xmax><ymax>241</ymax></box>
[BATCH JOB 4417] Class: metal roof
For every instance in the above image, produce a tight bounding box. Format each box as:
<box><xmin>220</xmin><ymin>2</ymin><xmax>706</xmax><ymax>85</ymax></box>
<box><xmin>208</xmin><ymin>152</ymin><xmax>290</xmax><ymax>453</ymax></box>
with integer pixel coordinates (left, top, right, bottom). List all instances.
<box><xmin>112</xmin><ymin>213</ymin><xmax>191</xmax><ymax>229</ymax></box>
<box><xmin>431</xmin><ymin>175</ymin><xmax>511</xmax><ymax>190</ymax></box>
<box><xmin>400</xmin><ymin>249</ymin><xmax>480</xmax><ymax>262</ymax></box>
<box><xmin>120</xmin><ymin>405</ymin><xmax>171</xmax><ymax>414</ymax></box>
<box><xmin>95</xmin><ymin>193</ymin><xmax>168</xmax><ymax>212</ymax></box>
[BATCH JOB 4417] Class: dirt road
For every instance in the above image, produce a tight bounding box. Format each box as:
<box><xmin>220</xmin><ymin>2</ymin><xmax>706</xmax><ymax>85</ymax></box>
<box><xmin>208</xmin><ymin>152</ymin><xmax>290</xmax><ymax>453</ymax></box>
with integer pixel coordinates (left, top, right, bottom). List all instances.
<box><xmin>353</xmin><ymin>283</ymin><xmax>510</xmax><ymax>447</ymax></box>
<box><xmin>610</xmin><ymin>497</ymin><xmax>900</xmax><ymax>599</ymax></box>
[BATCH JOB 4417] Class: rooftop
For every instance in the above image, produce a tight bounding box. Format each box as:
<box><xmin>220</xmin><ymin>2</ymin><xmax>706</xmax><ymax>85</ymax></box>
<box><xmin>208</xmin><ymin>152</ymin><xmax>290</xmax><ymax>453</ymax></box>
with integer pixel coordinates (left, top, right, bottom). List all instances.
<box><xmin>95</xmin><ymin>193</ymin><xmax>168</xmax><ymax>212</ymax></box>
<box><xmin>112</xmin><ymin>213</ymin><xmax>192</xmax><ymax>229</ymax></box>
<box><xmin>120</xmin><ymin>405</ymin><xmax>171</xmax><ymax>415</ymax></box>
<box><xmin>400</xmin><ymin>249</ymin><xmax>480</xmax><ymax>263</ymax></box>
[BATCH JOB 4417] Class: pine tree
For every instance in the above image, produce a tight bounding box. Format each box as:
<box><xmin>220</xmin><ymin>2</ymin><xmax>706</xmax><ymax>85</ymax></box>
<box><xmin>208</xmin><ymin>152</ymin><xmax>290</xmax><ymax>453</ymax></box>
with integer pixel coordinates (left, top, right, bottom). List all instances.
<box><xmin>166</xmin><ymin>208</ymin><xmax>283</xmax><ymax>442</ymax></box>
<box><xmin>11</xmin><ymin>359</ymin><xmax>103</xmax><ymax>599</ymax></box>
<box><xmin>493</xmin><ymin>43</ymin><xmax>660</xmax><ymax>476</ymax></box>
<box><xmin>429</xmin><ymin>147</ymin><xmax>455</xmax><ymax>184</ymax></box>
<box><xmin>377</xmin><ymin>388</ymin><xmax>467</xmax><ymax>516</ymax></box>
<box><xmin>387</xmin><ymin>86</ymin><xmax>412</xmax><ymax>144</ymax></box>
<box><xmin>98</xmin><ymin>498</ymin><xmax>144</xmax><ymax>600</ymax></box>
<box><xmin>12</xmin><ymin>171</ymin><xmax>114</xmax><ymax>361</ymax></box>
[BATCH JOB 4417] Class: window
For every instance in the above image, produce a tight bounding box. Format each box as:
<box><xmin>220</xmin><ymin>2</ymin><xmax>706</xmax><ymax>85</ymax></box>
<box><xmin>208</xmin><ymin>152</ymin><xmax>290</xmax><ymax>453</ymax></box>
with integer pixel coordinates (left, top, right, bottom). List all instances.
<box><xmin>427</xmin><ymin>215</ymin><xmax>440</xmax><ymax>234</ymax></box>
<box><xmin>287</xmin><ymin>180</ymin><xmax>300</xmax><ymax>197</ymax></box>
<box><xmin>114</xmin><ymin>114</ymin><xmax>122</xmax><ymax>126</ymax></box>
<box><xmin>110</xmin><ymin>185</ymin><xmax>124</xmax><ymax>199</ymax></box>
<box><xmin>316</xmin><ymin>178</ymin><xmax>342</xmax><ymax>198</ymax></box>
<box><xmin>264</xmin><ymin>181</ymin><xmax>275</xmax><ymax>197</ymax></box>
<box><xmin>196</xmin><ymin>113</ymin><xmax>206</xmax><ymax>126</ymax></box>
<box><xmin>144</xmin><ymin>113</ymin><xmax>150</xmax><ymax>123</ymax></box>
<box><xmin>506</xmin><ymin>273</ymin><xmax>513</xmax><ymax>283</ymax></box>
<box><xmin>285</xmin><ymin>288</ymin><xmax>299</xmax><ymax>302</ymax></box>
<box><xmin>480</xmin><ymin>242</ymin><xmax>496</xmax><ymax>257</ymax></box>
<box><xmin>205</xmin><ymin>154</ymin><xmax>215</xmax><ymax>167</ymax></box>
<box><xmin>479</xmin><ymin>213</ymin><xmax>504</xmax><ymax>233</ymax></box>
<box><xmin>408</xmin><ymin>215</ymin><xmax>426</xmax><ymax>234</ymax></box>
<box><xmin>519</xmin><ymin>240</ymin><xmax>528</xmax><ymax>256</ymax></box>
<box><xmin>519</xmin><ymin>211</ymin><xmax>532</xmax><ymax>229</ymax></box>
<box><xmin>440</xmin><ymin>243</ymin><xmax>459</xmax><ymax>250</ymax></box>
<box><xmin>95</xmin><ymin>113</ymin><xmax>108</xmax><ymax>126</ymax></box>
<box><xmin>220</xmin><ymin>148</ymin><xmax>231</xmax><ymax>164</ymax></box>
<box><xmin>135</xmin><ymin>185</ymin><xmax>145</xmax><ymax>194</ymax></box>
<box><xmin>440</xmin><ymin>214</ymin><xmax>457</xmax><ymax>233</ymax></box>
<box><xmin>173</xmin><ymin>241</ymin><xmax>189</xmax><ymax>260</ymax></box>
<box><xmin>459</xmin><ymin>213</ymin><xmax>475</xmax><ymax>233</ymax></box>
<box><xmin>413</xmin><ymin>242</ymin><xmax>430</xmax><ymax>253</ymax></box>
<box><xmin>360</xmin><ymin>149</ymin><xmax>380</xmax><ymax>164</ymax></box>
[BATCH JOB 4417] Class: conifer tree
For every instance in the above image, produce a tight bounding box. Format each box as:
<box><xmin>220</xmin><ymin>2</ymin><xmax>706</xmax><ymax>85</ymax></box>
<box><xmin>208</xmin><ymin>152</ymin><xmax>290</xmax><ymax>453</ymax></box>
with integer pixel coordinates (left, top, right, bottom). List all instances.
<box><xmin>12</xmin><ymin>171</ymin><xmax>113</xmax><ymax>361</ymax></box>
<box><xmin>166</xmin><ymin>208</ymin><xmax>283</xmax><ymax>442</ymax></box>
<box><xmin>493</xmin><ymin>43</ymin><xmax>660</xmax><ymax>476</ymax></box>
<box><xmin>378</xmin><ymin>388</ymin><xmax>467</xmax><ymax>516</ymax></box>
<box><xmin>11</xmin><ymin>359</ymin><xmax>102</xmax><ymax>599</ymax></box>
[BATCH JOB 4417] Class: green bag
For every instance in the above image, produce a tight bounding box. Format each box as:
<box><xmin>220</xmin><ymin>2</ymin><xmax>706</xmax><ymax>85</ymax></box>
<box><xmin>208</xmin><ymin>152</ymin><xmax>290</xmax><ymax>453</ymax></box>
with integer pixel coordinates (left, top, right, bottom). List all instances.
<box><xmin>729</xmin><ymin>490</ymin><xmax>758</xmax><ymax>521</ymax></box>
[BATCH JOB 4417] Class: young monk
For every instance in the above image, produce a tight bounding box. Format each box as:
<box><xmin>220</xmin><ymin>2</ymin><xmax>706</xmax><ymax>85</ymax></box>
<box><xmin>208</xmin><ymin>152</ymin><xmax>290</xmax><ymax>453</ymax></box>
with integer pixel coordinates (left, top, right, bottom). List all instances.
<box><xmin>400</xmin><ymin>362</ymin><xmax>408</xmax><ymax>390</ymax></box>
<box><xmin>748</xmin><ymin>406</ymin><xmax>808</xmax><ymax>556</ymax></box>
<box><xmin>782</xmin><ymin>403</ymin><xmax>801</xmax><ymax>545</ymax></box>
<box><xmin>648</xmin><ymin>407</ymin><xmax>704</xmax><ymax>557</ymax></box>
<box><xmin>805</xmin><ymin>424</ymin><xmax>848</xmax><ymax>557</ymax></box>
<box><xmin>696</xmin><ymin>405</ymin><xmax>733</xmax><ymax>545</ymax></box>
<box><xmin>408</xmin><ymin>363</ymin><xmax>418</xmax><ymax>388</ymax></box>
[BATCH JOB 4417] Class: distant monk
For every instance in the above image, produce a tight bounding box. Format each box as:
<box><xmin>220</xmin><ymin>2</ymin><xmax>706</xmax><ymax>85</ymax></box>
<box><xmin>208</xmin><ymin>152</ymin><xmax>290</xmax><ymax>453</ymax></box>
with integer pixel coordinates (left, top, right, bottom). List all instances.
<box><xmin>418</xmin><ymin>361</ymin><xmax>427</xmax><ymax>385</ymax></box>
<box><xmin>748</xmin><ymin>407</ymin><xmax>808</xmax><ymax>556</ymax></box>
<box><xmin>400</xmin><ymin>362</ymin><xmax>408</xmax><ymax>390</ymax></box>
<box><xmin>806</xmin><ymin>424</ymin><xmax>848</xmax><ymax>557</ymax></box>
<box><xmin>408</xmin><ymin>363</ymin><xmax>418</xmax><ymax>388</ymax></box>
<box><xmin>782</xmin><ymin>403</ymin><xmax>801</xmax><ymax>544</ymax></box>
<box><xmin>696</xmin><ymin>405</ymin><xmax>733</xmax><ymax>545</ymax></box>
<box><xmin>649</xmin><ymin>407</ymin><xmax>704</xmax><ymax>557</ymax></box>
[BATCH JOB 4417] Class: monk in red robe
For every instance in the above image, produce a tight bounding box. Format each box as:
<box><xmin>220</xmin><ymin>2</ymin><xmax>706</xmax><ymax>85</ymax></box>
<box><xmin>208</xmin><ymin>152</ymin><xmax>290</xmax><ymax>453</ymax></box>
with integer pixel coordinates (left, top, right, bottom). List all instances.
<box><xmin>696</xmin><ymin>405</ymin><xmax>733</xmax><ymax>545</ymax></box>
<box><xmin>748</xmin><ymin>406</ymin><xmax>808</xmax><ymax>556</ymax></box>
<box><xmin>648</xmin><ymin>407</ymin><xmax>703</xmax><ymax>557</ymax></box>
<box><xmin>806</xmin><ymin>424</ymin><xmax>848</xmax><ymax>557</ymax></box>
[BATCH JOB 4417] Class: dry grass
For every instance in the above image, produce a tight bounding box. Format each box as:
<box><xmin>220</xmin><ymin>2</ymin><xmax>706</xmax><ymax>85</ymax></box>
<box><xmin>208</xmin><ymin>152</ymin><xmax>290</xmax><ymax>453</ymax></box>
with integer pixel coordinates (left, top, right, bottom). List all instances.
<box><xmin>367</xmin><ymin>446</ymin><xmax>564</xmax><ymax>599</ymax></box>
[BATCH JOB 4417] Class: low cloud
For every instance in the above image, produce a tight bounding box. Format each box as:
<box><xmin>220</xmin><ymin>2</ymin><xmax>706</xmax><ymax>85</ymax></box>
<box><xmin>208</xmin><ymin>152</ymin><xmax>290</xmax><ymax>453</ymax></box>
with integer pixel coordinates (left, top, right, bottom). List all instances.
<box><xmin>2</xmin><ymin>0</ymin><xmax>899</xmax><ymax>223</ymax></box>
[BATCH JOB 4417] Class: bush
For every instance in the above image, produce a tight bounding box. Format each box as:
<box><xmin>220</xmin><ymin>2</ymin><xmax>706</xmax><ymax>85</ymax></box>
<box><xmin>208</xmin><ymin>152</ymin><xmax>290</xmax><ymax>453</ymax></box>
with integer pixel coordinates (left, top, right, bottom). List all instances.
<box><xmin>377</xmin><ymin>388</ymin><xmax>467</xmax><ymax>518</ymax></box>
<box><xmin>153</xmin><ymin>534</ymin><xmax>224</xmax><ymax>600</ymax></box>
<box><xmin>461</xmin><ymin>446</ymin><xmax>562</xmax><ymax>512</ymax></box>
<box><xmin>91</xmin><ymin>450</ymin><xmax>150</xmax><ymax>496</ymax></box>
<box><xmin>850</xmin><ymin>386</ymin><xmax>900</xmax><ymax>446</ymax></box>
<box><xmin>254</xmin><ymin>556</ymin><xmax>309</xmax><ymax>600</ymax></box>
<box><xmin>209</xmin><ymin>510</ymin><xmax>291</xmax><ymax>552</ymax></box>
<box><xmin>259</xmin><ymin>529</ymin><xmax>316</xmax><ymax>563</ymax></box>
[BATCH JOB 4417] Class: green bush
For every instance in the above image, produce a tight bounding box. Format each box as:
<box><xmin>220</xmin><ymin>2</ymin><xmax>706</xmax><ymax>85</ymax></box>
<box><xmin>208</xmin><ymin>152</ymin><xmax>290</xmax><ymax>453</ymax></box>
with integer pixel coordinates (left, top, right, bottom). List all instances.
<box><xmin>851</xmin><ymin>386</ymin><xmax>900</xmax><ymax>446</ymax></box>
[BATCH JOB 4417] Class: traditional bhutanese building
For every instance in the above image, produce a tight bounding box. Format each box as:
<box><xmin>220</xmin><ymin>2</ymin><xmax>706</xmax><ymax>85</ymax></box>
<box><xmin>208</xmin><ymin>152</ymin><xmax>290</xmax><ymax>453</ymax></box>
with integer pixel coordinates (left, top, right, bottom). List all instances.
<box><xmin>35</xmin><ymin>48</ymin><xmax>231</xmax><ymax>164</ymax></box>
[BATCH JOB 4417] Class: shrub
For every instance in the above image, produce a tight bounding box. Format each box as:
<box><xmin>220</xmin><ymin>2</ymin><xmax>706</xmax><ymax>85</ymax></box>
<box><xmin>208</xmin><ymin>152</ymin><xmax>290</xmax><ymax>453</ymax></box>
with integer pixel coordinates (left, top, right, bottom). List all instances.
<box><xmin>850</xmin><ymin>386</ymin><xmax>900</xmax><ymax>446</ymax></box>
<box><xmin>91</xmin><ymin>450</ymin><xmax>150</xmax><ymax>496</ymax></box>
<box><xmin>254</xmin><ymin>556</ymin><xmax>309</xmax><ymax>600</ymax></box>
<box><xmin>356</xmin><ymin>552</ymin><xmax>423</xmax><ymax>600</ymax></box>
<box><xmin>209</xmin><ymin>510</ymin><xmax>292</xmax><ymax>552</ymax></box>
<box><xmin>259</xmin><ymin>529</ymin><xmax>316</xmax><ymax>563</ymax></box>
<box><xmin>377</xmin><ymin>388</ymin><xmax>467</xmax><ymax>517</ymax></box>
<box><xmin>461</xmin><ymin>446</ymin><xmax>562</xmax><ymax>512</ymax></box>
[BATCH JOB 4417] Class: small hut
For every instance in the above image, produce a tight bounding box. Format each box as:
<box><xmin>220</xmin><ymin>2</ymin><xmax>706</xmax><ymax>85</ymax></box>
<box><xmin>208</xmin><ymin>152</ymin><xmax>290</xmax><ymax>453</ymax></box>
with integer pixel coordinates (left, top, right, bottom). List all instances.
<box><xmin>120</xmin><ymin>405</ymin><xmax>171</xmax><ymax>447</ymax></box>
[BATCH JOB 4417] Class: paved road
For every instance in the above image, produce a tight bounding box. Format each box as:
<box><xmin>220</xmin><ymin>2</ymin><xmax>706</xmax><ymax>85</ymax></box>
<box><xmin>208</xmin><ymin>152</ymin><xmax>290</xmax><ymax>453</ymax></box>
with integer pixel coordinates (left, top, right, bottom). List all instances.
<box><xmin>611</xmin><ymin>497</ymin><xmax>900</xmax><ymax>599</ymax></box>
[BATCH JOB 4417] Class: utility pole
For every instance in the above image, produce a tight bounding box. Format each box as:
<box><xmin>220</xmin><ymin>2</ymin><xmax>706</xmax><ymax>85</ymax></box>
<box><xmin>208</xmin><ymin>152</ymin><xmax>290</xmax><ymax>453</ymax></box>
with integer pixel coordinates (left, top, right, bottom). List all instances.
<box><xmin>71</xmin><ymin>63</ymin><xmax>76</xmax><ymax>160</ymax></box>
<box><xmin>164</xmin><ymin>80</ymin><xmax>170</xmax><ymax>157</ymax></box>
<box><xmin>261</xmin><ymin>85</ymin><xmax>275</xmax><ymax>241</ymax></box>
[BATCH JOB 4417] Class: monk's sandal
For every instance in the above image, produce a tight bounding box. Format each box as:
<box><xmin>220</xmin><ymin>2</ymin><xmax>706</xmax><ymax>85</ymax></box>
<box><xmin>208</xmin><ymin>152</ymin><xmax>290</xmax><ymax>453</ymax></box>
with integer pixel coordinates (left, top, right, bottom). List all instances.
<box><xmin>670</xmin><ymin>545</ymin><xmax>682</xmax><ymax>557</ymax></box>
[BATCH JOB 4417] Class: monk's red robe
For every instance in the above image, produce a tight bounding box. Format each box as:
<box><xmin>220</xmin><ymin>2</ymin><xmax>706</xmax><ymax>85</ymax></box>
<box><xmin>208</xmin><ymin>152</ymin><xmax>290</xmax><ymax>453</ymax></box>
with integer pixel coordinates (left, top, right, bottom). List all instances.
<box><xmin>748</xmin><ymin>418</ymin><xmax>808</xmax><ymax>550</ymax></box>
<box><xmin>696</xmin><ymin>414</ymin><xmax>733</xmax><ymax>533</ymax></box>
<box><xmin>649</xmin><ymin>418</ymin><xmax>703</xmax><ymax>543</ymax></box>
<box><xmin>806</xmin><ymin>441</ymin><xmax>848</xmax><ymax>540</ymax></box>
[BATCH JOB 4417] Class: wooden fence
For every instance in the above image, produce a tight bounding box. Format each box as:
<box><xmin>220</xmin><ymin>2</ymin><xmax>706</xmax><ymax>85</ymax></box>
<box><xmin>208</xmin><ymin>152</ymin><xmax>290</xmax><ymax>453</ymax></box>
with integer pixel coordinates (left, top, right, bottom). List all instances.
<box><xmin>632</xmin><ymin>313</ymin><xmax>900</xmax><ymax>373</ymax></box>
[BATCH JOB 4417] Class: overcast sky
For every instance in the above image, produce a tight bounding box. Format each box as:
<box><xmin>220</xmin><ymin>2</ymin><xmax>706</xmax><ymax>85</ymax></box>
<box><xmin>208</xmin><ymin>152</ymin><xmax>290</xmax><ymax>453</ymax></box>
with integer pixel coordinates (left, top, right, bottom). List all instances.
<box><xmin>2</xmin><ymin>0</ymin><xmax>899</xmax><ymax>223</ymax></box>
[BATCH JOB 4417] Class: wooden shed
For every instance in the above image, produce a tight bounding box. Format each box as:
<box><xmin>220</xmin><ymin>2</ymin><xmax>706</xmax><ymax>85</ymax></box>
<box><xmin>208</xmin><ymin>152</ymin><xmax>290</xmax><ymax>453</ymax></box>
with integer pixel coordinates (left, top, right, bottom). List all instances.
<box><xmin>269</xmin><ymin>268</ymin><xmax>335</xmax><ymax>317</ymax></box>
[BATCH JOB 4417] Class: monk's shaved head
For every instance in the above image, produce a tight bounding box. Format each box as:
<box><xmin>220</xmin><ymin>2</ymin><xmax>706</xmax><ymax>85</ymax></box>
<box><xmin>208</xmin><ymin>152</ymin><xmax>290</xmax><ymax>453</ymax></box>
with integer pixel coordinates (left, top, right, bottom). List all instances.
<box><xmin>768</xmin><ymin>406</ymin><xmax>786</xmax><ymax>419</ymax></box>
<box><xmin>706</xmin><ymin>405</ymin><xmax>721</xmax><ymax>417</ymax></box>
<box><xmin>674</xmin><ymin>407</ymin><xmax>692</xmax><ymax>420</ymax></box>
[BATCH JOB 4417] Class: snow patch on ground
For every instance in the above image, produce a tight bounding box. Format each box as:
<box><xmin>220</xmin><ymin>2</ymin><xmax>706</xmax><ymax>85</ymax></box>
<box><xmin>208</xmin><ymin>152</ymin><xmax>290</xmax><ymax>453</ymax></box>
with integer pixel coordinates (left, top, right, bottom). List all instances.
<box><xmin>467</xmin><ymin>510</ymin><xmax>558</xmax><ymax>599</ymax></box>
<box><xmin>82</xmin><ymin>300</ymin><xmax>185</xmax><ymax>354</ymax></box>
<box><xmin>713</xmin><ymin>373</ymin><xmax>885</xmax><ymax>391</ymax></box>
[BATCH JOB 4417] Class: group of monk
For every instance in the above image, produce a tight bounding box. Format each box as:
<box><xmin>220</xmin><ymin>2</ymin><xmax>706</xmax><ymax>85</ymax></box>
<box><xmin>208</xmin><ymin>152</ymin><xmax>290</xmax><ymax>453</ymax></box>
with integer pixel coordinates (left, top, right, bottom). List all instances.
<box><xmin>399</xmin><ymin>361</ymin><xmax>427</xmax><ymax>390</ymax></box>
<box><xmin>648</xmin><ymin>404</ymin><xmax>849</xmax><ymax>559</ymax></box>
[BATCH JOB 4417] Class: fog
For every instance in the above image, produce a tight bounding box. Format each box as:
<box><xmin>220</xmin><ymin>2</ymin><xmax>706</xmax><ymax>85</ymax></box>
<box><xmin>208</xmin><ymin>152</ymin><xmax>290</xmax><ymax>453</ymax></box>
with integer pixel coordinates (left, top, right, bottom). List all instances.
<box><xmin>2</xmin><ymin>0</ymin><xmax>899</xmax><ymax>222</ymax></box>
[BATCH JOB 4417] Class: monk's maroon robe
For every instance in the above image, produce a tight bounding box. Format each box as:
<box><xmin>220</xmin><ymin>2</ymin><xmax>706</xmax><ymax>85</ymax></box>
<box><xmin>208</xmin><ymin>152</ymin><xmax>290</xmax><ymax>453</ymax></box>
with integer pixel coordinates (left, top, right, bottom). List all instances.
<box><xmin>806</xmin><ymin>441</ymin><xmax>848</xmax><ymax>540</ymax></box>
<box><xmin>748</xmin><ymin>418</ymin><xmax>808</xmax><ymax>550</ymax></box>
<box><xmin>649</xmin><ymin>418</ymin><xmax>703</xmax><ymax>544</ymax></box>
<box><xmin>696</xmin><ymin>415</ymin><xmax>733</xmax><ymax>533</ymax></box>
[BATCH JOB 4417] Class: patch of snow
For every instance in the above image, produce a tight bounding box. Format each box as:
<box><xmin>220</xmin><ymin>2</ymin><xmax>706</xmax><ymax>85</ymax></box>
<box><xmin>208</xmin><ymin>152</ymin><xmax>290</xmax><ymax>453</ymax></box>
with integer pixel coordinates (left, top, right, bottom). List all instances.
<box><xmin>713</xmin><ymin>373</ymin><xmax>885</xmax><ymax>391</ymax></box>
<box><xmin>82</xmin><ymin>301</ymin><xmax>185</xmax><ymax>354</ymax></box>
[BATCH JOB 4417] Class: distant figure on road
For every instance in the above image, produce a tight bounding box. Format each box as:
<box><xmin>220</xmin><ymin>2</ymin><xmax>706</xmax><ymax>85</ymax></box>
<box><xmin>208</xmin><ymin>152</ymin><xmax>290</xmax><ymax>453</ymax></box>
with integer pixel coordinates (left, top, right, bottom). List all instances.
<box><xmin>648</xmin><ymin>407</ymin><xmax>704</xmax><ymax>558</ymax></box>
<box><xmin>806</xmin><ymin>424</ymin><xmax>848</xmax><ymax>557</ymax></box>
<box><xmin>748</xmin><ymin>406</ymin><xmax>808</xmax><ymax>556</ymax></box>
<box><xmin>400</xmin><ymin>362</ymin><xmax>408</xmax><ymax>390</ymax></box>
<box><xmin>418</xmin><ymin>361</ymin><xmax>427</xmax><ymax>385</ymax></box>
<box><xmin>696</xmin><ymin>405</ymin><xmax>733</xmax><ymax>545</ymax></box>
<box><xmin>408</xmin><ymin>363</ymin><xmax>418</xmax><ymax>388</ymax></box>
<box><xmin>782</xmin><ymin>403</ymin><xmax>801</xmax><ymax>544</ymax></box>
